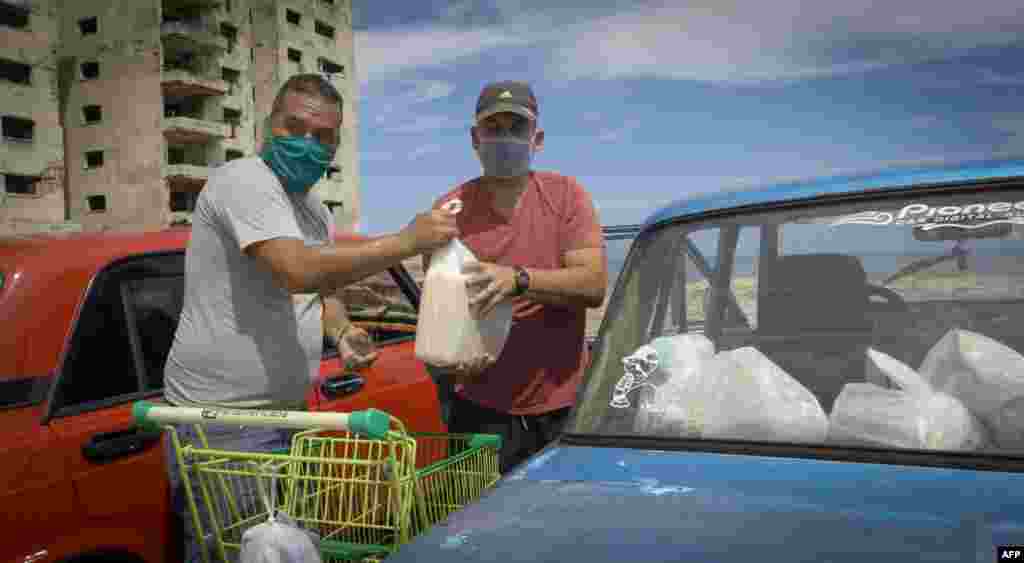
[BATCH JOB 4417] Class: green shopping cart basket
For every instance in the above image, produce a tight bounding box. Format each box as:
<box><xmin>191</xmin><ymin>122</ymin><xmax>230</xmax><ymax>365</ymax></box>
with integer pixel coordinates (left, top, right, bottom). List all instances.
<box><xmin>133</xmin><ymin>402</ymin><xmax>501</xmax><ymax>563</ymax></box>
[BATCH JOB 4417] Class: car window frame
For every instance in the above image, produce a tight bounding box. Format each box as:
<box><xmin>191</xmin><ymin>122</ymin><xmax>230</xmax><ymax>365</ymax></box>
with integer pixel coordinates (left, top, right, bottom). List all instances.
<box><xmin>44</xmin><ymin>251</ymin><xmax>183</xmax><ymax>422</ymax></box>
<box><xmin>567</xmin><ymin>180</ymin><xmax>1024</xmax><ymax>472</ymax></box>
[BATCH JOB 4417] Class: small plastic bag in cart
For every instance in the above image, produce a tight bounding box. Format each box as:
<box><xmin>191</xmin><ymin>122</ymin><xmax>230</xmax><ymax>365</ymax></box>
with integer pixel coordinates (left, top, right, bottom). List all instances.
<box><xmin>415</xmin><ymin>198</ymin><xmax>514</xmax><ymax>369</ymax></box>
<box><xmin>621</xmin><ymin>334</ymin><xmax>716</xmax><ymax>437</ymax></box>
<box><xmin>827</xmin><ymin>349</ymin><xmax>989</xmax><ymax>451</ymax></box>
<box><xmin>240</xmin><ymin>463</ymin><xmax>322</xmax><ymax>563</ymax></box>
<box><xmin>699</xmin><ymin>347</ymin><xmax>829</xmax><ymax>444</ymax></box>
<box><xmin>919</xmin><ymin>329</ymin><xmax>1024</xmax><ymax>450</ymax></box>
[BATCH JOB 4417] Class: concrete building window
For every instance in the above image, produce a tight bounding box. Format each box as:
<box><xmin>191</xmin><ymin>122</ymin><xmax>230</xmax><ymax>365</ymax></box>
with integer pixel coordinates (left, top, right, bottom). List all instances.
<box><xmin>170</xmin><ymin>189</ymin><xmax>199</xmax><ymax>212</ymax></box>
<box><xmin>225</xmin><ymin>149</ymin><xmax>244</xmax><ymax>161</ymax></box>
<box><xmin>82</xmin><ymin>105</ymin><xmax>102</xmax><ymax>125</ymax></box>
<box><xmin>0</xmin><ymin>58</ymin><xmax>31</xmax><ymax>85</ymax></box>
<box><xmin>3</xmin><ymin>174</ymin><xmax>39</xmax><ymax>195</ymax></box>
<box><xmin>223</xmin><ymin>107</ymin><xmax>241</xmax><ymax>125</ymax></box>
<box><xmin>287</xmin><ymin>48</ymin><xmax>302</xmax><ymax>64</ymax></box>
<box><xmin>87</xmin><ymin>194</ymin><xmax>107</xmax><ymax>212</ymax></box>
<box><xmin>326</xmin><ymin>165</ymin><xmax>340</xmax><ymax>179</ymax></box>
<box><xmin>318</xmin><ymin>58</ymin><xmax>343</xmax><ymax>77</ymax></box>
<box><xmin>0</xmin><ymin>2</ymin><xmax>30</xmax><ymax>29</ymax></box>
<box><xmin>167</xmin><ymin>146</ymin><xmax>186</xmax><ymax>165</ymax></box>
<box><xmin>2</xmin><ymin>116</ymin><xmax>34</xmax><ymax>142</ymax></box>
<box><xmin>320</xmin><ymin>0</ymin><xmax>334</xmax><ymax>5</ymax></box>
<box><xmin>225</xmin><ymin>0</ymin><xmax>231</xmax><ymax>12</ymax></box>
<box><xmin>220</xmin><ymin>23</ymin><xmax>238</xmax><ymax>52</ymax></box>
<box><xmin>315</xmin><ymin>20</ymin><xmax>335</xmax><ymax>39</ymax></box>
<box><xmin>285</xmin><ymin>9</ymin><xmax>301</xmax><ymax>26</ymax></box>
<box><xmin>78</xmin><ymin>17</ymin><xmax>98</xmax><ymax>36</ymax></box>
<box><xmin>80</xmin><ymin>60</ymin><xmax>100</xmax><ymax>80</ymax></box>
<box><xmin>85</xmin><ymin>150</ymin><xmax>105</xmax><ymax>169</ymax></box>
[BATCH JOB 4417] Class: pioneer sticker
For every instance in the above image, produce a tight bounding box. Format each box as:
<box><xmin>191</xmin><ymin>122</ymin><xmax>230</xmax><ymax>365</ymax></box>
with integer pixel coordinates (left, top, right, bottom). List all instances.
<box><xmin>833</xmin><ymin>201</ymin><xmax>1024</xmax><ymax>230</ymax></box>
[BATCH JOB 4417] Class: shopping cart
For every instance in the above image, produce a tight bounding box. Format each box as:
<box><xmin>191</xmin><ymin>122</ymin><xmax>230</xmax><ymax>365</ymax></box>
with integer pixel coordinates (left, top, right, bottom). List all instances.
<box><xmin>133</xmin><ymin>401</ymin><xmax>501</xmax><ymax>563</ymax></box>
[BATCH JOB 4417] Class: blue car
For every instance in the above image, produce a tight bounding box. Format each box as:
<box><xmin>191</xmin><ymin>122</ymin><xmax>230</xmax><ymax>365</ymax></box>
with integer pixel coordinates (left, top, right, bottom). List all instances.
<box><xmin>390</xmin><ymin>159</ymin><xmax>1024</xmax><ymax>563</ymax></box>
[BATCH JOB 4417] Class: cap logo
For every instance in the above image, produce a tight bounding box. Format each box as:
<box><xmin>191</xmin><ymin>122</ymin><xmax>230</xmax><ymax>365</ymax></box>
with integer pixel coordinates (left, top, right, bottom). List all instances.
<box><xmin>498</xmin><ymin>90</ymin><xmax>513</xmax><ymax>99</ymax></box>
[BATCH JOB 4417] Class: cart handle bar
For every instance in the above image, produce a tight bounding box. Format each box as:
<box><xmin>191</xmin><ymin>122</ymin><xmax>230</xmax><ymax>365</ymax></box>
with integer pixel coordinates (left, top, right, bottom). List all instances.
<box><xmin>132</xmin><ymin>401</ymin><xmax>392</xmax><ymax>439</ymax></box>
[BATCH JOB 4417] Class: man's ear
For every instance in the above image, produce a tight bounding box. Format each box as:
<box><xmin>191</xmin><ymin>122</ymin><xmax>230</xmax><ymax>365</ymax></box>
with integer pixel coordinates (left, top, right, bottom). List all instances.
<box><xmin>470</xmin><ymin>126</ymin><xmax>480</xmax><ymax>150</ymax></box>
<box><xmin>533</xmin><ymin>129</ymin><xmax>545</xmax><ymax>152</ymax></box>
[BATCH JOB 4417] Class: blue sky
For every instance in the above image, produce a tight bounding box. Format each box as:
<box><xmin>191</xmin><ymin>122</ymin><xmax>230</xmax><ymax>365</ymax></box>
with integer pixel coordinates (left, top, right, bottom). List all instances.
<box><xmin>350</xmin><ymin>0</ymin><xmax>1024</xmax><ymax>238</ymax></box>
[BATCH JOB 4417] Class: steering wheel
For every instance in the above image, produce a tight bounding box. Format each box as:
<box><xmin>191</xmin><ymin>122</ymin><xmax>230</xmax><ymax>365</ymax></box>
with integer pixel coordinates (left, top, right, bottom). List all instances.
<box><xmin>867</xmin><ymin>284</ymin><xmax>908</xmax><ymax>312</ymax></box>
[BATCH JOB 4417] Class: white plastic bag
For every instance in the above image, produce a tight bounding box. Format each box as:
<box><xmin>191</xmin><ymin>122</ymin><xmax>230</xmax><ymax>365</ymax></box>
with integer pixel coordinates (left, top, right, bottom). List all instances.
<box><xmin>240</xmin><ymin>465</ymin><xmax>322</xmax><ymax>563</ymax></box>
<box><xmin>919</xmin><ymin>329</ymin><xmax>1024</xmax><ymax>450</ymax></box>
<box><xmin>240</xmin><ymin>511</ymin><xmax>322</xmax><ymax>563</ymax></box>
<box><xmin>626</xmin><ymin>334</ymin><xmax>716</xmax><ymax>437</ymax></box>
<box><xmin>701</xmin><ymin>347</ymin><xmax>829</xmax><ymax>443</ymax></box>
<box><xmin>415</xmin><ymin>199</ymin><xmax>513</xmax><ymax>368</ymax></box>
<box><xmin>827</xmin><ymin>349</ymin><xmax>988</xmax><ymax>451</ymax></box>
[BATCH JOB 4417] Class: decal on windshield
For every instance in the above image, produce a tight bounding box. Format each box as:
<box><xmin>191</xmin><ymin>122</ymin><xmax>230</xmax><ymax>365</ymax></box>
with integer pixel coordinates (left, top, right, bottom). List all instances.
<box><xmin>832</xmin><ymin>201</ymin><xmax>1024</xmax><ymax>230</ymax></box>
<box><xmin>611</xmin><ymin>345</ymin><xmax>659</xmax><ymax>408</ymax></box>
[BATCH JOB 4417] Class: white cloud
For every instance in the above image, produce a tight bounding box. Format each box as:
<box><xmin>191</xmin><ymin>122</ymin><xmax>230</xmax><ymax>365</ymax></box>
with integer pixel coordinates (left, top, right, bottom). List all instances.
<box><xmin>545</xmin><ymin>0</ymin><xmax>1024</xmax><ymax>85</ymax></box>
<box><xmin>383</xmin><ymin>115</ymin><xmax>460</xmax><ymax>134</ymax></box>
<box><xmin>597</xmin><ymin>118</ymin><xmax>642</xmax><ymax>143</ymax></box>
<box><xmin>355</xmin><ymin>26</ymin><xmax>535</xmax><ymax>85</ymax></box>
<box><xmin>409</xmin><ymin>143</ymin><xmax>444</xmax><ymax>160</ymax></box>
<box><xmin>360</xmin><ymin>151</ymin><xmax>396</xmax><ymax>162</ymax></box>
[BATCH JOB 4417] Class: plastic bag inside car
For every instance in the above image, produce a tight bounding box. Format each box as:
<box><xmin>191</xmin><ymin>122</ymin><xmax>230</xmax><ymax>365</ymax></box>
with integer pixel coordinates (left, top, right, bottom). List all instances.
<box><xmin>628</xmin><ymin>334</ymin><xmax>716</xmax><ymax>437</ymax></box>
<box><xmin>700</xmin><ymin>347</ymin><xmax>829</xmax><ymax>443</ymax></box>
<box><xmin>828</xmin><ymin>349</ymin><xmax>989</xmax><ymax>451</ymax></box>
<box><xmin>919</xmin><ymin>329</ymin><xmax>1024</xmax><ymax>450</ymax></box>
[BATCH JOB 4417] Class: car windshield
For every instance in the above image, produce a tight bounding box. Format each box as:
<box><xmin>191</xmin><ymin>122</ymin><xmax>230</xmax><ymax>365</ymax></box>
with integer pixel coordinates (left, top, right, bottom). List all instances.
<box><xmin>572</xmin><ymin>187</ymin><xmax>1024</xmax><ymax>458</ymax></box>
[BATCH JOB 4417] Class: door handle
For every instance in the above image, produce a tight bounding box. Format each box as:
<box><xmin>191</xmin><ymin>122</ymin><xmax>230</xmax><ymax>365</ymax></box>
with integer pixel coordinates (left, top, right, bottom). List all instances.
<box><xmin>82</xmin><ymin>427</ymin><xmax>162</xmax><ymax>464</ymax></box>
<box><xmin>320</xmin><ymin>372</ymin><xmax>365</xmax><ymax>400</ymax></box>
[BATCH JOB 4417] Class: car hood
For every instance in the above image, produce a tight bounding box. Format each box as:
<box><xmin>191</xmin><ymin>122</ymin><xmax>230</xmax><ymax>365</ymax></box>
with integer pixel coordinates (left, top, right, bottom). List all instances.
<box><xmin>389</xmin><ymin>444</ymin><xmax>1024</xmax><ymax>563</ymax></box>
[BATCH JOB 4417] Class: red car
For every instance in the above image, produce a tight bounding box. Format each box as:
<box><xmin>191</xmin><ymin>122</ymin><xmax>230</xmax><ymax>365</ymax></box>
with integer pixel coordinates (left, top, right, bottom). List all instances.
<box><xmin>0</xmin><ymin>228</ymin><xmax>444</xmax><ymax>563</ymax></box>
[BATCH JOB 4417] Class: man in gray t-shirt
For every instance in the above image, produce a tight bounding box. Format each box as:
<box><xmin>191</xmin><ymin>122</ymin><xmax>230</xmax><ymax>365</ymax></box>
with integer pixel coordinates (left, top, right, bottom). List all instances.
<box><xmin>162</xmin><ymin>74</ymin><xmax>457</xmax><ymax>563</ymax></box>
<box><xmin>164</xmin><ymin>155</ymin><xmax>333</xmax><ymax>409</ymax></box>
<box><xmin>165</xmin><ymin>74</ymin><xmax>456</xmax><ymax>410</ymax></box>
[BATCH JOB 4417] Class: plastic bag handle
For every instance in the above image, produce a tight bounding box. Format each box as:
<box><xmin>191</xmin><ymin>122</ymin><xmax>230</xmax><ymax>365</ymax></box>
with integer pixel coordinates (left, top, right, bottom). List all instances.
<box><xmin>441</xmin><ymin>199</ymin><xmax>463</xmax><ymax>215</ymax></box>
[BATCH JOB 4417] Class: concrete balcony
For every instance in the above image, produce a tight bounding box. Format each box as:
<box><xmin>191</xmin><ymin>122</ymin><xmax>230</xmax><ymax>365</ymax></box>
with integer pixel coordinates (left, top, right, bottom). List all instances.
<box><xmin>163</xmin><ymin>116</ymin><xmax>229</xmax><ymax>144</ymax></box>
<box><xmin>161</xmin><ymin>21</ymin><xmax>228</xmax><ymax>52</ymax></box>
<box><xmin>164</xmin><ymin>164</ymin><xmax>209</xmax><ymax>192</ymax></box>
<box><xmin>161</xmin><ymin>69</ymin><xmax>228</xmax><ymax>97</ymax></box>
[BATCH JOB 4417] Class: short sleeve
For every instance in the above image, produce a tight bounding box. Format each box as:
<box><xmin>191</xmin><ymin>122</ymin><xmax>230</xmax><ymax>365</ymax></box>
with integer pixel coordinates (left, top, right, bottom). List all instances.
<box><xmin>560</xmin><ymin>176</ymin><xmax>605</xmax><ymax>252</ymax></box>
<box><xmin>210</xmin><ymin>161</ymin><xmax>305</xmax><ymax>251</ymax></box>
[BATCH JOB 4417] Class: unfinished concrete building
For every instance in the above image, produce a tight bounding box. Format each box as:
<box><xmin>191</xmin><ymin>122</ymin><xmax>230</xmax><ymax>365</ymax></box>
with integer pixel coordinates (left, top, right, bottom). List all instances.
<box><xmin>0</xmin><ymin>0</ymin><xmax>67</xmax><ymax>234</ymax></box>
<box><xmin>0</xmin><ymin>0</ymin><xmax>358</xmax><ymax>235</ymax></box>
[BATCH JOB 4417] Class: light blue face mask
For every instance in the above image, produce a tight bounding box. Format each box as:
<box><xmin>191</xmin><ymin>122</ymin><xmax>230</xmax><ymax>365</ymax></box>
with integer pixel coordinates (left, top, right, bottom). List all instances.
<box><xmin>260</xmin><ymin>135</ymin><xmax>335</xmax><ymax>194</ymax></box>
<box><xmin>476</xmin><ymin>137</ymin><xmax>533</xmax><ymax>178</ymax></box>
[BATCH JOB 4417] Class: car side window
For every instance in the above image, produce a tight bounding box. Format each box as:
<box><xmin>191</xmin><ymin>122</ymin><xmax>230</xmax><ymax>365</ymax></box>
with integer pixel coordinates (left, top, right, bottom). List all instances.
<box><xmin>51</xmin><ymin>253</ymin><xmax>184</xmax><ymax>414</ymax></box>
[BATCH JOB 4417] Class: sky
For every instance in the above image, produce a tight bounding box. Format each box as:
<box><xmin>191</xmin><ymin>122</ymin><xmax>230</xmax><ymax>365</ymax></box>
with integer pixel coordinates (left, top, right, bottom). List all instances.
<box><xmin>350</xmin><ymin>0</ymin><xmax>1024</xmax><ymax>240</ymax></box>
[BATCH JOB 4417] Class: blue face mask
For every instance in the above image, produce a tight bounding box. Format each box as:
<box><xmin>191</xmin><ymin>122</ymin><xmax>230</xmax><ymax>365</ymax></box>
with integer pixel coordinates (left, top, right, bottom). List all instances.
<box><xmin>476</xmin><ymin>137</ymin><xmax>533</xmax><ymax>178</ymax></box>
<box><xmin>260</xmin><ymin>135</ymin><xmax>335</xmax><ymax>194</ymax></box>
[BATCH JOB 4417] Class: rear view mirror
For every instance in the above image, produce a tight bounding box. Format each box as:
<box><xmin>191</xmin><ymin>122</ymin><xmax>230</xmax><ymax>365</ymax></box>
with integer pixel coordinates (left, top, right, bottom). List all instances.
<box><xmin>912</xmin><ymin>222</ymin><xmax>1011</xmax><ymax>242</ymax></box>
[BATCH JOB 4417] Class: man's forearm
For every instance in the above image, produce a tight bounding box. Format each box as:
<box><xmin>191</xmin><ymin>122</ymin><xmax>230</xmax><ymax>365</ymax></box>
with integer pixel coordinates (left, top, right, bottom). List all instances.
<box><xmin>307</xmin><ymin>234</ymin><xmax>415</xmax><ymax>291</ymax></box>
<box><xmin>523</xmin><ymin>266</ymin><xmax>607</xmax><ymax>309</ymax></box>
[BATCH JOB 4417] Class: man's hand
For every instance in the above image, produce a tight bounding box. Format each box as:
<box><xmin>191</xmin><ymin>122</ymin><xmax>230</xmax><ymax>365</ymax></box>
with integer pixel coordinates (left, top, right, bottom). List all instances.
<box><xmin>399</xmin><ymin>209</ymin><xmax>459</xmax><ymax>255</ymax></box>
<box><xmin>464</xmin><ymin>261</ymin><xmax>518</xmax><ymax>319</ymax></box>
<box><xmin>332</xmin><ymin>325</ymin><xmax>378</xmax><ymax>370</ymax></box>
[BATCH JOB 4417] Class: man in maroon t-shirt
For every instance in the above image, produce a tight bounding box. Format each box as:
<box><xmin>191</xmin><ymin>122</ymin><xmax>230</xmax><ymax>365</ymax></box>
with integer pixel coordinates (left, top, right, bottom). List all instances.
<box><xmin>422</xmin><ymin>81</ymin><xmax>608</xmax><ymax>473</ymax></box>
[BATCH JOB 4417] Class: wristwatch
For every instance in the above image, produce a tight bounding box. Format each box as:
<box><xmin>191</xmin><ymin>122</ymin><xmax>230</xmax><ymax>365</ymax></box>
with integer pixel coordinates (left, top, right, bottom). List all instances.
<box><xmin>513</xmin><ymin>266</ymin><xmax>531</xmax><ymax>296</ymax></box>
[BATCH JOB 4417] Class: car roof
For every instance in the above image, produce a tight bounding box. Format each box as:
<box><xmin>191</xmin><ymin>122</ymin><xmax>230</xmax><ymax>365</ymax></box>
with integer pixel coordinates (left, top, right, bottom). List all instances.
<box><xmin>641</xmin><ymin>157</ymin><xmax>1024</xmax><ymax>231</ymax></box>
<box><xmin>0</xmin><ymin>227</ymin><xmax>370</xmax><ymax>276</ymax></box>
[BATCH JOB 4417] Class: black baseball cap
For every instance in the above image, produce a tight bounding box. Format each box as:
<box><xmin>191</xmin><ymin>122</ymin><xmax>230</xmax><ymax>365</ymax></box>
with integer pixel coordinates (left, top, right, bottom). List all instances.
<box><xmin>475</xmin><ymin>81</ymin><xmax>539</xmax><ymax>123</ymax></box>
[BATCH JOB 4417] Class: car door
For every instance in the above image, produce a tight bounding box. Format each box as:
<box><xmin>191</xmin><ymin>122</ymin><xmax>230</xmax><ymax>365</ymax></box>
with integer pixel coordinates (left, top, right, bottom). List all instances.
<box><xmin>313</xmin><ymin>265</ymin><xmax>446</xmax><ymax>434</ymax></box>
<box><xmin>43</xmin><ymin>252</ymin><xmax>184</xmax><ymax>563</ymax></box>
